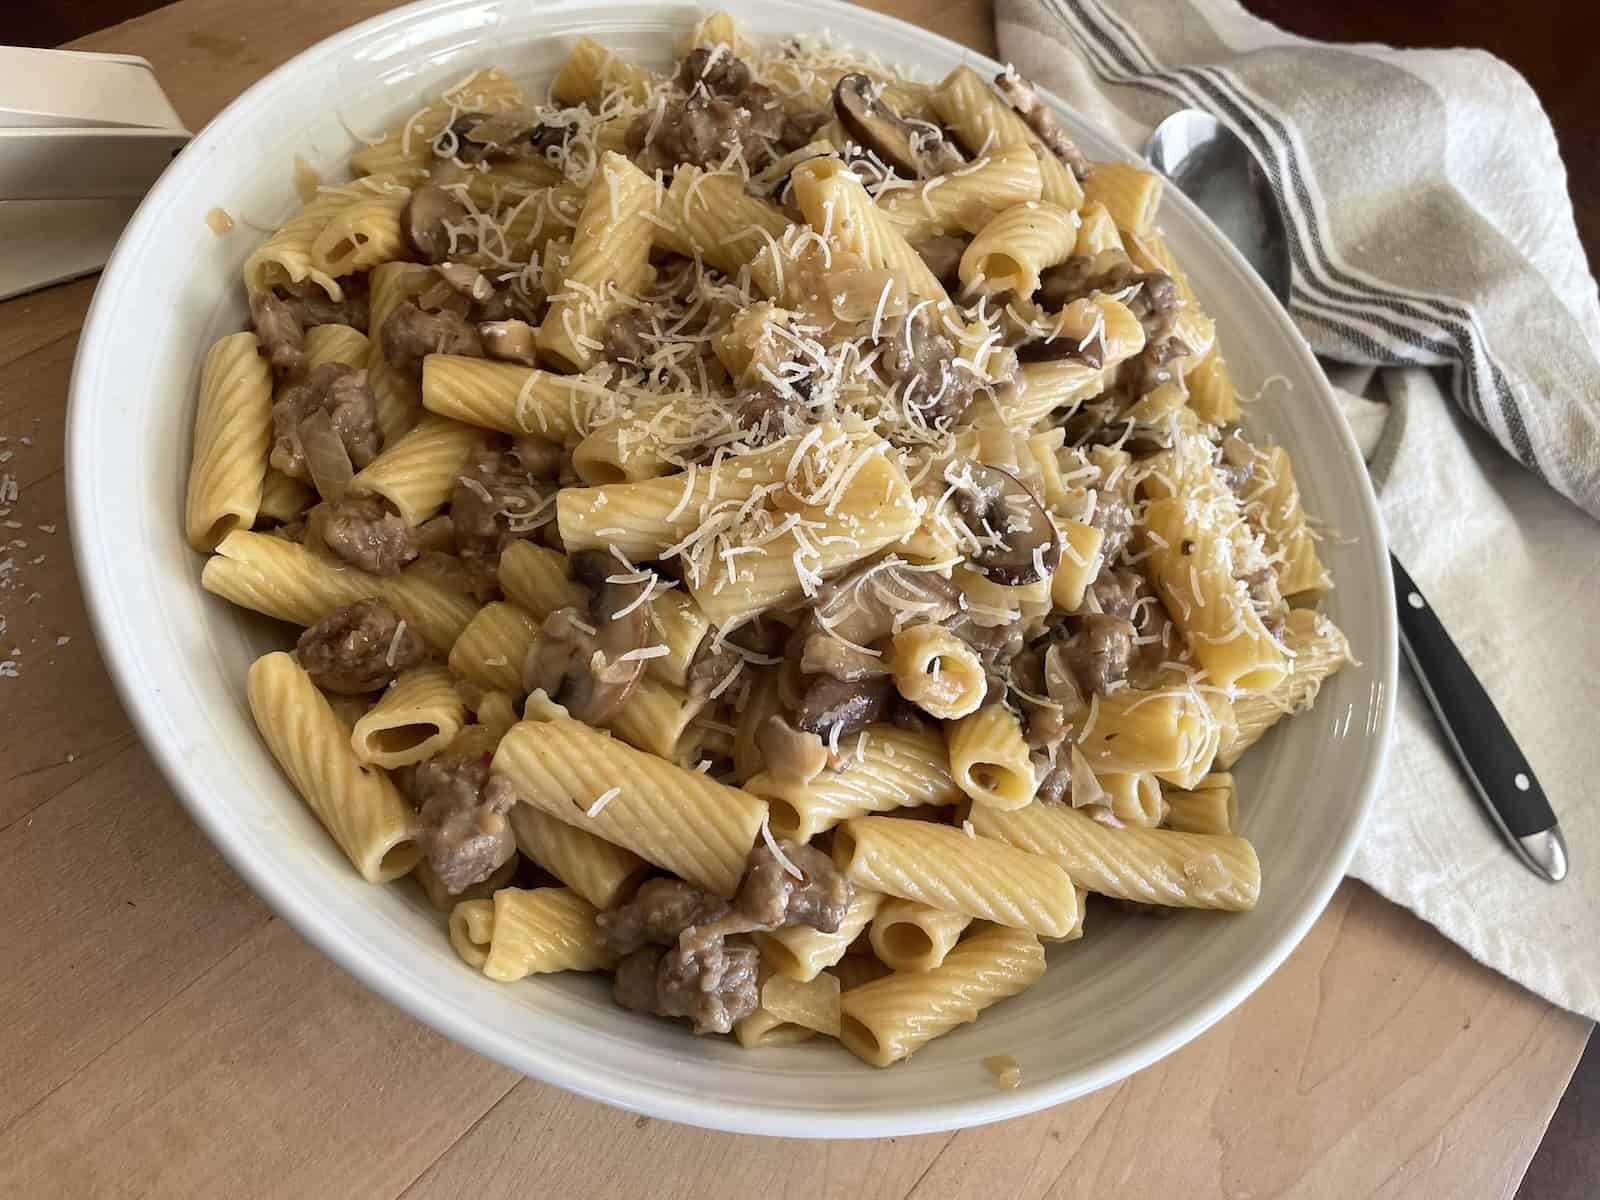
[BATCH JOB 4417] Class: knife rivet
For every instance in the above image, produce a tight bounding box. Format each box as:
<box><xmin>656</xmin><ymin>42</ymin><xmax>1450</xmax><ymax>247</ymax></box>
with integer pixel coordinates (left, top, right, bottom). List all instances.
<box><xmin>1407</xmin><ymin>592</ymin><xmax>1424</xmax><ymax>609</ymax></box>
<box><xmin>1514</xmin><ymin>773</ymin><xmax>1530</xmax><ymax>791</ymax></box>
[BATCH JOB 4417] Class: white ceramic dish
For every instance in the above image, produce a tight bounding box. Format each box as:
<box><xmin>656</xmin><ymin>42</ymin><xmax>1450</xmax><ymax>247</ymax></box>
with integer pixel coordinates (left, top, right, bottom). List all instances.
<box><xmin>68</xmin><ymin>0</ymin><xmax>1396</xmax><ymax>1137</ymax></box>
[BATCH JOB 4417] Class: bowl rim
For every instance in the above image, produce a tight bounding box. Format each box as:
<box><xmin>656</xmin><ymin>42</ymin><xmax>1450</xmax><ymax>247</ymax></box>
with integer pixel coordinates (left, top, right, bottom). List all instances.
<box><xmin>67</xmin><ymin>0</ymin><xmax>1396</xmax><ymax>1137</ymax></box>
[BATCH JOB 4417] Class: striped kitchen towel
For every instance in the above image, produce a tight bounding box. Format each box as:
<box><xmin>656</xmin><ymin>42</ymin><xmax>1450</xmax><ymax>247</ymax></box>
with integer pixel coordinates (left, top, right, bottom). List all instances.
<box><xmin>999</xmin><ymin>0</ymin><xmax>1600</xmax><ymax>519</ymax></box>
<box><xmin>998</xmin><ymin>0</ymin><xmax>1600</xmax><ymax>1017</ymax></box>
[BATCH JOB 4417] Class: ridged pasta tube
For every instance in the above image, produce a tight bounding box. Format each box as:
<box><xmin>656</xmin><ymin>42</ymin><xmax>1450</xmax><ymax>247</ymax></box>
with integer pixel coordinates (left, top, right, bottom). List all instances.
<box><xmin>498</xmin><ymin>541</ymin><xmax>587</xmax><ymax>617</ymax></box>
<box><xmin>887</xmin><ymin>624</ymin><xmax>986</xmax><ymax>719</ymax></box>
<box><xmin>877</xmin><ymin>143</ymin><xmax>1043</xmax><ymax>240</ymax></box>
<box><xmin>450</xmin><ymin>887</ymin><xmax>616</xmax><ymax>982</ymax></box>
<box><xmin>1081</xmin><ymin>161</ymin><xmax>1162</xmax><ymax>236</ymax></box>
<box><xmin>349</xmin><ymin>414</ymin><xmax>486</xmax><ymax>526</ymax></box>
<box><xmin>448</xmin><ymin>601</ymin><xmax>540</xmax><ymax>694</ymax></box>
<box><xmin>302</xmin><ymin>323</ymin><xmax>370</xmax><ymax>372</ymax></box>
<box><xmin>659</xmin><ymin>167</ymin><xmax>793</xmax><ymax>277</ymax></box>
<box><xmin>255</xmin><ymin>468</ymin><xmax>313</xmax><ymax>526</ymax></box>
<box><xmin>1100</xmin><ymin>772</ymin><xmax>1165</xmax><ymax>827</ymax></box>
<box><xmin>1075</xmin><ymin>687</ymin><xmax>1217</xmax><ymax>777</ymax></box>
<box><xmin>839</xmin><ymin>924</ymin><xmax>1045</xmax><ymax>1066</ymax></box>
<box><xmin>202</xmin><ymin>530</ymin><xmax>476</xmax><ymax>653</ymax></box>
<box><xmin>507</xmin><ymin>803</ymin><xmax>649</xmax><ymax>910</ymax></box>
<box><xmin>536</xmin><ymin>152</ymin><xmax>660</xmax><ymax>371</ymax></box>
<box><xmin>550</xmin><ymin>36</ymin><xmax>656</xmax><ymax>104</ymax></box>
<box><xmin>246</xmin><ymin>651</ymin><xmax>419</xmax><ymax>882</ymax></box>
<box><xmin>869</xmin><ymin>899</ymin><xmax>972</xmax><ymax>973</ymax></box>
<box><xmin>1163</xmin><ymin>772</ymin><xmax>1237</xmax><ymax>836</ymax></box>
<box><xmin>308</xmin><ymin>182</ymin><xmax>410</xmax><ymax>277</ymax></box>
<box><xmin>491</xmin><ymin>717</ymin><xmax>767</xmax><ymax>898</ymax></box>
<box><xmin>948</xmin><ymin>705</ymin><xmax>1036</xmax><ymax>811</ymax></box>
<box><xmin>755</xmin><ymin>889</ymin><xmax>884</xmax><ymax>982</ymax></box>
<box><xmin>421</xmin><ymin>355</ymin><xmax>603</xmax><ymax>441</ymax></box>
<box><xmin>931</xmin><ymin>66</ymin><xmax>1083</xmax><ymax>211</ymax></box>
<box><xmin>968</xmin><ymin>800</ymin><xmax>1261</xmax><ymax>910</ymax></box>
<box><xmin>789</xmin><ymin>157</ymin><xmax>950</xmax><ymax>308</ymax></box>
<box><xmin>349</xmin><ymin>664</ymin><xmax>465</xmax><ymax>768</ymax></box>
<box><xmin>242</xmin><ymin>187</ymin><xmax>351</xmax><ymax>299</ymax></box>
<box><xmin>351</xmin><ymin>67</ymin><xmax>525</xmax><ymax>182</ymax></box>
<box><xmin>1220</xmin><ymin>609</ymin><xmax>1351</xmax><ymax>768</ymax></box>
<box><xmin>959</xmin><ymin>200</ymin><xmax>1080</xmax><ymax>296</ymax></box>
<box><xmin>833</xmin><ymin>816</ymin><xmax>1078</xmax><ymax>938</ymax></box>
<box><xmin>746</xmin><ymin>724</ymin><xmax>960</xmax><ymax>841</ymax></box>
<box><xmin>185</xmin><ymin>332</ymin><xmax>272</xmax><ymax>551</ymax></box>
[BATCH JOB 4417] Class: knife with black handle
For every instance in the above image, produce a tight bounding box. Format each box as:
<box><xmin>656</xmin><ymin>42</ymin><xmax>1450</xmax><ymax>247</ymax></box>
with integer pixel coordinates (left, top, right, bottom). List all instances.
<box><xmin>1390</xmin><ymin>554</ymin><xmax>1567</xmax><ymax>881</ymax></box>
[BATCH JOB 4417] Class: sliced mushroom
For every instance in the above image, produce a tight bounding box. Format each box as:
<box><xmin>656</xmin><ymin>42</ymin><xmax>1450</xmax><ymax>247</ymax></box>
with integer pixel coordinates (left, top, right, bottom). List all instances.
<box><xmin>404</xmin><ymin>184</ymin><xmax>472</xmax><ymax>264</ymax></box>
<box><xmin>756</xmin><ymin>715</ymin><xmax>830</xmax><ymax>785</ymax></box>
<box><xmin>952</xmin><ymin>463</ymin><xmax>1062</xmax><ymax>586</ymax></box>
<box><xmin>910</xmin><ymin>234</ymin><xmax>967</xmax><ymax>291</ymax></box>
<box><xmin>521</xmin><ymin>550</ymin><xmax>652</xmax><ymax>724</ymax></box>
<box><xmin>436</xmin><ymin>262</ymin><xmax>494</xmax><ymax>303</ymax></box>
<box><xmin>792</xmin><ymin>673</ymin><xmax>893</xmax><ymax>740</ymax></box>
<box><xmin>832</xmin><ymin>73</ymin><xmax>964</xmax><ymax>178</ymax></box>
<box><xmin>479</xmin><ymin>319</ymin><xmax>538</xmax><ymax>366</ymax></box>
<box><xmin>1015</xmin><ymin>334</ymin><xmax>1105</xmax><ymax>368</ymax></box>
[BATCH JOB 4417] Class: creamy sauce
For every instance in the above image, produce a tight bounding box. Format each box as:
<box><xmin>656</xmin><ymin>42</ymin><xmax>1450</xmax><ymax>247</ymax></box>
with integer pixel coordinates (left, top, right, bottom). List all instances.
<box><xmin>205</xmin><ymin>207</ymin><xmax>235</xmax><ymax>235</ymax></box>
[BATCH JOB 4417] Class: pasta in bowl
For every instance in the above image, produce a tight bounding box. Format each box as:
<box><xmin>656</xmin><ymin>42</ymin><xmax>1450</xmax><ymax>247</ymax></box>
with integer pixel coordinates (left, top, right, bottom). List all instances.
<box><xmin>73</xmin><ymin>0</ymin><xmax>1393</xmax><ymax>1135</ymax></box>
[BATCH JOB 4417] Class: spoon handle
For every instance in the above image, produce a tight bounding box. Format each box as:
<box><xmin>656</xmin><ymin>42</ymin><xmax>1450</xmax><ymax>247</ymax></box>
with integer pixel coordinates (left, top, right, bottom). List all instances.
<box><xmin>1390</xmin><ymin>554</ymin><xmax>1567</xmax><ymax>881</ymax></box>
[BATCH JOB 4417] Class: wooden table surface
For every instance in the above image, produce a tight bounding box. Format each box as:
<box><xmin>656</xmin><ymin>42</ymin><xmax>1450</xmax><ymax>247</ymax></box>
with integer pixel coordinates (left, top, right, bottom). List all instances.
<box><xmin>1</xmin><ymin>1</ymin><xmax>1592</xmax><ymax>1195</ymax></box>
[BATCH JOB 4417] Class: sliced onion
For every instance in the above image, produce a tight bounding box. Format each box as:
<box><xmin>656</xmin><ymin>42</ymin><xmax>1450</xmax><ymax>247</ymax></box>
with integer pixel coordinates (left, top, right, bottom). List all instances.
<box><xmin>299</xmin><ymin>408</ymin><xmax>355</xmax><ymax>502</ymax></box>
<box><xmin>1069</xmin><ymin>743</ymin><xmax>1109</xmax><ymax>810</ymax></box>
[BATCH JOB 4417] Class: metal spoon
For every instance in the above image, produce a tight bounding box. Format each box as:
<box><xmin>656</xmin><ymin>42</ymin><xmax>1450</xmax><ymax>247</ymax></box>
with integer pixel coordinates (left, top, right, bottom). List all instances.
<box><xmin>1145</xmin><ymin>109</ymin><xmax>1568</xmax><ymax>883</ymax></box>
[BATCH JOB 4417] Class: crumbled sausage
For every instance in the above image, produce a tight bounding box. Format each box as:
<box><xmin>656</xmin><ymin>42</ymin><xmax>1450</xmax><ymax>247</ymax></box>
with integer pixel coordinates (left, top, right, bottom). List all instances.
<box><xmin>992</xmin><ymin>71</ymin><xmax>1092</xmax><ymax>180</ymax></box>
<box><xmin>270</xmin><ymin>363</ymin><xmax>382</xmax><ymax>482</ymax></box>
<box><xmin>411</xmin><ymin>751</ymin><xmax>515</xmax><ymax>894</ymax></box>
<box><xmin>381</xmin><ymin>300</ymin><xmax>484</xmax><ymax>376</ymax></box>
<box><xmin>450</xmin><ymin>445</ymin><xmax>554</xmax><ymax>568</ymax></box>
<box><xmin>295</xmin><ymin>598</ymin><xmax>426</xmax><ymax>693</ymax></box>
<box><xmin>281</xmin><ymin>277</ymin><xmax>370</xmax><ymax>333</ymax></box>
<box><xmin>880</xmin><ymin>310</ymin><xmax>975</xmax><ymax>428</ymax></box>
<box><xmin>602</xmin><ymin>310</ymin><xmax>655</xmax><ymax>367</ymax></box>
<box><xmin>734</xmin><ymin>839</ymin><xmax>851</xmax><ymax>933</ymax></box>
<box><xmin>735</xmin><ymin>382</ymin><xmax>806</xmax><ymax>442</ymax></box>
<box><xmin>627</xmin><ymin>87</ymin><xmax>786</xmax><ymax>174</ymax></box>
<box><xmin>596</xmin><ymin>878</ymin><xmax>731</xmax><ymax>955</ymax></box>
<box><xmin>656</xmin><ymin>932</ymin><xmax>760</xmax><ymax>1035</ymax></box>
<box><xmin>612</xmin><ymin>936</ymin><xmax>761</xmax><ymax>1036</ymax></box>
<box><xmin>1061</xmin><ymin>612</ymin><xmax>1137</xmax><ymax>696</ymax></box>
<box><xmin>676</xmin><ymin>47</ymin><xmax>752</xmax><ymax>97</ymax></box>
<box><xmin>251</xmin><ymin>290</ymin><xmax>306</xmax><ymax>374</ymax></box>
<box><xmin>312</xmin><ymin>495</ymin><xmax>417</xmax><ymax>575</ymax></box>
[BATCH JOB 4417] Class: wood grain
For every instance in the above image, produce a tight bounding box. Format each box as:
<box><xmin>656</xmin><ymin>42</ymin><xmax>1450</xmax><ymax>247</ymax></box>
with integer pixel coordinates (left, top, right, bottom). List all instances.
<box><xmin>0</xmin><ymin>2</ymin><xmax>1587</xmax><ymax>1197</ymax></box>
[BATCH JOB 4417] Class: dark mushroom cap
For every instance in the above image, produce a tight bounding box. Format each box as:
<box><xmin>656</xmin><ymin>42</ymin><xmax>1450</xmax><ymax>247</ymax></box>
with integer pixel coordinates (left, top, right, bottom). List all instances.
<box><xmin>404</xmin><ymin>184</ymin><xmax>471</xmax><ymax>265</ymax></box>
<box><xmin>792</xmin><ymin>672</ymin><xmax>893</xmax><ymax>739</ymax></box>
<box><xmin>832</xmin><ymin>73</ymin><xmax>963</xmax><ymax>178</ymax></box>
<box><xmin>953</xmin><ymin>463</ymin><xmax>1062</xmax><ymax>586</ymax></box>
<box><xmin>521</xmin><ymin>551</ymin><xmax>652</xmax><ymax>724</ymax></box>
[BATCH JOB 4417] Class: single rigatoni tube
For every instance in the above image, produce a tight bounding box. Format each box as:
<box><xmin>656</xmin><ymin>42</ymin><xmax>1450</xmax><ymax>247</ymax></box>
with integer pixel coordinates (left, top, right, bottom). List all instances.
<box><xmin>507</xmin><ymin>803</ymin><xmax>649</xmax><ymax>910</ymax></box>
<box><xmin>948</xmin><ymin>705</ymin><xmax>1036</xmax><ymax>811</ymax></box>
<box><xmin>491</xmin><ymin>717</ymin><xmax>766</xmax><ymax>898</ymax></box>
<box><xmin>869</xmin><ymin>899</ymin><xmax>972</xmax><ymax>973</ymax></box>
<box><xmin>1163</xmin><ymin>773</ymin><xmax>1237</xmax><ymax>836</ymax></box>
<box><xmin>185</xmin><ymin>332</ymin><xmax>273</xmax><ymax>551</ymax></box>
<box><xmin>453</xmin><ymin>887</ymin><xmax>616</xmax><ymax>982</ymax></box>
<box><xmin>833</xmin><ymin>816</ymin><xmax>1078</xmax><ymax>938</ymax></box>
<box><xmin>449</xmin><ymin>601</ymin><xmax>539</xmax><ymax>694</ymax></box>
<box><xmin>839</xmin><ymin>924</ymin><xmax>1045</xmax><ymax>1067</ymax></box>
<box><xmin>746</xmin><ymin>724</ymin><xmax>960</xmax><ymax>841</ymax></box>
<box><xmin>349</xmin><ymin>664</ymin><xmax>465</xmax><ymax>768</ymax></box>
<box><xmin>755</xmin><ymin>889</ymin><xmax>884</xmax><ymax>983</ymax></box>
<box><xmin>968</xmin><ymin>801</ymin><xmax>1260</xmax><ymax>910</ymax></box>
<box><xmin>202</xmin><ymin>530</ymin><xmax>476</xmax><ymax>653</ymax></box>
<box><xmin>349</xmin><ymin>414</ymin><xmax>485</xmax><ymax>526</ymax></box>
<box><xmin>246</xmin><ymin>652</ymin><xmax>419</xmax><ymax>882</ymax></box>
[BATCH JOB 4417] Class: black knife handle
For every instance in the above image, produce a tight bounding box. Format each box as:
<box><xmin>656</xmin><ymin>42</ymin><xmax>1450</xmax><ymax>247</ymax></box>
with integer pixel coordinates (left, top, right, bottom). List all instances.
<box><xmin>1390</xmin><ymin>554</ymin><xmax>1554</xmax><ymax>838</ymax></box>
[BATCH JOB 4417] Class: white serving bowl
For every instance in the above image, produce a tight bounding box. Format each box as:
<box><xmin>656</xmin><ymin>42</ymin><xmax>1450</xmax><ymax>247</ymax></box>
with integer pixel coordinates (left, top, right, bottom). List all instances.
<box><xmin>68</xmin><ymin>0</ymin><xmax>1395</xmax><ymax>1137</ymax></box>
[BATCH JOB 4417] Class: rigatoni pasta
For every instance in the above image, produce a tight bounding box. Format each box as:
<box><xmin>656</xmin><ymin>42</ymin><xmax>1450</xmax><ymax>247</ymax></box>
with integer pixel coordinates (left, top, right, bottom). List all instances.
<box><xmin>193</xmin><ymin>13</ymin><xmax>1347</xmax><ymax>1064</ymax></box>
